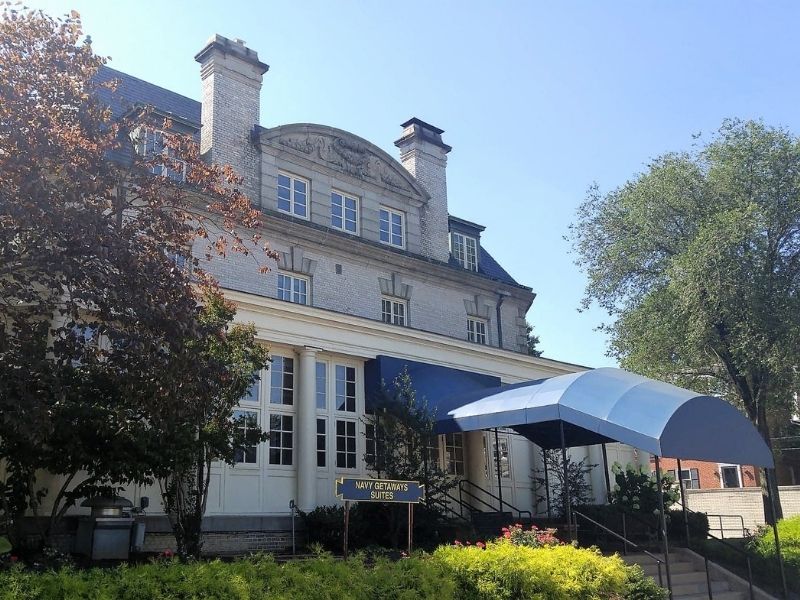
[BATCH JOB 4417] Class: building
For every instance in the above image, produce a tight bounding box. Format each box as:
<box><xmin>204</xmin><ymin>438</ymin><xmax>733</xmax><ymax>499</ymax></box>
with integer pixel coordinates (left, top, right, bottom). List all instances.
<box><xmin>38</xmin><ymin>35</ymin><xmax>651</xmax><ymax>554</ymax></box>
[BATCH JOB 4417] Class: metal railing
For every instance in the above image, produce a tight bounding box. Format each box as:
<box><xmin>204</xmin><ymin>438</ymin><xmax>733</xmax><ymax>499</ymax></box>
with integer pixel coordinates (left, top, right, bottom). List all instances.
<box><xmin>572</xmin><ymin>509</ymin><xmax>665</xmax><ymax>588</ymax></box>
<box><xmin>704</xmin><ymin>512</ymin><xmax>748</xmax><ymax>539</ymax></box>
<box><xmin>457</xmin><ymin>479</ymin><xmax>532</xmax><ymax>521</ymax></box>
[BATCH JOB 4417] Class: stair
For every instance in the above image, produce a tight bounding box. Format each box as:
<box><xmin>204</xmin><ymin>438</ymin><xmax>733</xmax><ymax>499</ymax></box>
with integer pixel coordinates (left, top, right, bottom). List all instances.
<box><xmin>621</xmin><ymin>551</ymin><xmax>748</xmax><ymax>599</ymax></box>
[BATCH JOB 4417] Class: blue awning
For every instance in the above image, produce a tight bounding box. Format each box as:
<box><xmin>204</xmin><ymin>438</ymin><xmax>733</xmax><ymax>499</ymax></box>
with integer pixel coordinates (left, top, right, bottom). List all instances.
<box><xmin>435</xmin><ymin>367</ymin><xmax>774</xmax><ymax>467</ymax></box>
<box><xmin>364</xmin><ymin>355</ymin><xmax>501</xmax><ymax>413</ymax></box>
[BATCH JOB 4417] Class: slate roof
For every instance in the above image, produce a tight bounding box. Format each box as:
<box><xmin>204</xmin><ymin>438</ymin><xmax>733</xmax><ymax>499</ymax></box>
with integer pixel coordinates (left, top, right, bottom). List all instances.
<box><xmin>93</xmin><ymin>66</ymin><xmax>524</xmax><ymax>289</ymax></box>
<box><xmin>95</xmin><ymin>65</ymin><xmax>201</xmax><ymax>124</ymax></box>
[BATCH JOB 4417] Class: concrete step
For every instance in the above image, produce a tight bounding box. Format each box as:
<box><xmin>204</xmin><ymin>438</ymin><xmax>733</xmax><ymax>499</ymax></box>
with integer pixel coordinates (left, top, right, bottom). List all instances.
<box><xmin>672</xmin><ymin>578</ymin><xmax>730</xmax><ymax>597</ymax></box>
<box><xmin>673</xmin><ymin>592</ymin><xmax>746</xmax><ymax>600</ymax></box>
<box><xmin>639</xmin><ymin>559</ymin><xmax>696</xmax><ymax>576</ymax></box>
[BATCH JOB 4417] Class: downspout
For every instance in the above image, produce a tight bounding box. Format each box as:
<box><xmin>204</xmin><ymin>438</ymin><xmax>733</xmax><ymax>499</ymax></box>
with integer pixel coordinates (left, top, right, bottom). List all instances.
<box><xmin>495</xmin><ymin>290</ymin><xmax>510</xmax><ymax>349</ymax></box>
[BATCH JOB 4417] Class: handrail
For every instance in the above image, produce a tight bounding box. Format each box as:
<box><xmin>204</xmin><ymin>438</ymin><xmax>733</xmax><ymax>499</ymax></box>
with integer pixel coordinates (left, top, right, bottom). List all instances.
<box><xmin>426</xmin><ymin>484</ymin><xmax>472</xmax><ymax>525</ymax></box>
<box><xmin>572</xmin><ymin>509</ymin><xmax>664</xmax><ymax>588</ymax></box>
<box><xmin>458</xmin><ymin>479</ymin><xmax>532</xmax><ymax>521</ymax></box>
<box><xmin>606</xmin><ymin>503</ymin><xmax>757</xmax><ymax>600</ymax></box>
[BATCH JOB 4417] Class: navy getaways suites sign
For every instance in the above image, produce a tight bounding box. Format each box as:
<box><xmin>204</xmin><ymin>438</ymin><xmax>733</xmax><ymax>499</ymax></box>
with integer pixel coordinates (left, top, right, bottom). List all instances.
<box><xmin>335</xmin><ymin>477</ymin><xmax>424</xmax><ymax>503</ymax></box>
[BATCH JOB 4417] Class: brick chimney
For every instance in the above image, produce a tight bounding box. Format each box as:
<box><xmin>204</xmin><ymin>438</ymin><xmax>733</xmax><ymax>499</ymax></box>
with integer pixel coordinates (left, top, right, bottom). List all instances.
<box><xmin>195</xmin><ymin>35</ymin><xmax>269</xmax><ymax>203</ymax></box>
<box><xmin>395</xmin><ymin>118</ymin><xmax>452</xmax><ymax>263</ymax></box>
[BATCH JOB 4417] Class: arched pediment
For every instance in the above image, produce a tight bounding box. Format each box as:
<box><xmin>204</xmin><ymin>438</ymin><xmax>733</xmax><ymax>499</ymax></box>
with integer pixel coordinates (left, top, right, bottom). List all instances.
<box><xmin>257</xmin><ymin>124</ymin><xmax>429</xmax><ymax>201</ymax></box>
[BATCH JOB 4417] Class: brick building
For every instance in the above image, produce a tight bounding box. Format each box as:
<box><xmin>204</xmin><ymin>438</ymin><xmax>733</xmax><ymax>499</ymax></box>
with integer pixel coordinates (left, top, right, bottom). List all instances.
<box><xmin>651</xmin><ymin>457</ymin><xmax>760</xmax><ymax>490</ymax></box>
<box><xmin>35</xmin><ymin>34</ymin><xmax>648</xmax><ymax>553</ymax></box>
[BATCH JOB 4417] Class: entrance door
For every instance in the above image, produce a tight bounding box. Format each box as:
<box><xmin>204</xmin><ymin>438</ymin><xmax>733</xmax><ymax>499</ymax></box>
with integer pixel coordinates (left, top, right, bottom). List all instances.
<box><xmin>487</xmin><ymin>431</ymin><xmax>515</xmax><ymax>510</ymax></box>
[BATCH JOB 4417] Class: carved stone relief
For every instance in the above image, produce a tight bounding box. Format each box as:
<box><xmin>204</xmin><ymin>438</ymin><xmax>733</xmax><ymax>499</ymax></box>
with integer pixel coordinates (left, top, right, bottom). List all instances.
<box><xmin>378</xmin><ymin>272</ymin><xmax>413</xmax><ymax>300</ymax></box>
<box><xmin>276</xmin><ymin>133</ymin><xmax>414</xmax><ymax>194</ymax></box>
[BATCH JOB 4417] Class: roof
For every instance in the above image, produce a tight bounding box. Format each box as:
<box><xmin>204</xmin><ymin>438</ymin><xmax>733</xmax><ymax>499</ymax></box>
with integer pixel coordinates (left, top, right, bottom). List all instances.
<box><xmin>435</xmin><ymin>367</ymin><xmax>774</xmax><ymax>467</ymax></box>
<box><xmin>94</xmin><ymin>65</ymin><xmax>201</xmax><ymax>125</ymax></box>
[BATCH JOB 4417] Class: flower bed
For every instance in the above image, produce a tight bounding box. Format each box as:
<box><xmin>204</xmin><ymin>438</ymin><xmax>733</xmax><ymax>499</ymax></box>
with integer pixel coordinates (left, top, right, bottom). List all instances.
<box><xmin>0</xmin><ymin>525</ymin><xmax>666</xmax><ymax>599</ymax></box>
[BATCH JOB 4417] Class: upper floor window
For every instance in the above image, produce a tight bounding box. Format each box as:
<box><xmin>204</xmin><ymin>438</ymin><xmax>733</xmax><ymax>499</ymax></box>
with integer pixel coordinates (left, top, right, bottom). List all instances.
<box><xmin>444</xmin><ymin>433</ymin><xmax>465</xmax><ymax>476</ymax></box>
<box><xmin>335</xmin><ymin>365</ymin><xmax>356</xmax><ymax>412</ymax></box>
<box><xmin>331</xmin><ymin>191</ymin><xmax>359</xmax><ymax>234</ymax></box>
<box><xmin>316</xmin><ymin>362</ymin><xmax>327</xmax><ymax>410</ymax></box>
<box><xmin>277</xmin><ymin>172</ymin><xmax>309</xmax><ymax>218</ymax></box>
<box><xmin>277</xmin><ymin>272</ymin><xmax>309</xmax><ymax>305</ymax></box>
<box><xmin>451</xmin><ymin>232</ymin><xmax>478</xmax><ymax>271</ymax></box>
<box><xmin>132</xmin><ymin>127</ymin><xmax>186</xmax><ymax>182</ymax></box>
<box><xmin>467</xmin><ymin>317</ymin><xmax>487</xmax><ymax>345</ymax></box>
<box><xmin>268</xmin><ymin>414</ymin><xmax>293</xmax><ymax>465</ymax></box>
<box><xmin>381</xmin><ymin>297</ymin><xmax>407</xmax><ymax>326</ymax></box>
<box><xmin>668</xmin><ymin>468</ymin><xmax>700</xmax><ymax>490</ymax></box>
<box><xmin>720</xmin><ymin>464</ymin><xmax>742</xmax><ymax>488</ymax></box>
<box><xmin>379</xmin><ymin>207</ymin><xmax>405</xmax><ymax>248</ymax></box>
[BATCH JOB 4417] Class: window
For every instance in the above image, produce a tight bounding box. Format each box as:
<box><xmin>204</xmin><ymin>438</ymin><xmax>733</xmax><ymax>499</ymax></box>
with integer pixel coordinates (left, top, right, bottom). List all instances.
<box><xmin>492</xmin><ymin>437</ymin><xmax>511</xmax><ymax>479</ymax></box>
<box><xmin>451</xmin><ymin>232</ymin><xmax>478</xmax><ymax>271</ymax></box>
<box><xmin>233</xmin><ymin>409</ymin><xmax>258</xmax><ymax>464</ymax></box>
<box><xmin>720</xmin><ymin>465</ymin><xmax>742</xmax><ymax>488</ymax></box>
<box><xmin>268</xmin><ymin>414</ymin><xmax>293</xmax><ymax>465</ymax></box>
<box><xmin>277</xmin><ymin>172</ymin><xmax>309</xmax><ymax>218</ymax></box>
<box><xmin>316</xmin><ymin>362</ymin><xmax>327</xmax><ymax>410</ymax></box>
<box><xmin>132</xmin><ymin>127</ymin><xmax>186</xmax><ymax>182</ymax></box>
<box><xmin>444</xmin><ymin>433</ymin><xmax>465</xmax><ymax>476</ymax></box>
<box><xmin>277</xmin><ymin>272</ymin><xmax>309</xmax><ymax>305</ymax></box>
<box><xmin>242</xmin><ymin>374</ymin><xmax>260</xmax><ymax>404</ymax></box>
<box><xmin>336</xmin><ymin>419</ymin><xmax>357</xmax><ymax>469</ymax></box>
<box><xmin>270</xmin><ymin>356</ymin><xmax>294</xmax><ymax>405</ymax></box>
<box><xmin>381</xmin><ymin>297</ymin><xmax>407</xmax><ymax>326</ymax></box>
<box><xmin>365</xmin><ymin>422</ymin><xmax>376</xmax><ymax>466</ymax></box>
<box><xmin>467</xmin><ymin>318</ymin><xmax>487</xmax><ymax>345</ymax></box>
<box><xmin>379</xmin><ymin>207</ymin><xmax>405</xmax><ymax>248</ymax></box>
<box><xmin>316</xmin><ymin>418</ymin><xmax>327</xmax><ymax>468</ymax></box>
<box><xmin>668</xmin><ymin>468</ymin><xmax>700</xmax><ymax>490</ymax></box>
<box><xmin>335</xmin><ymin>365</ymin><xmax>356</xmax><ymax>412</ymax></box>
<box><xmin>331</xmin><ymin>191</ymin><xmax>358</xmax><ymax>234</ymax></box>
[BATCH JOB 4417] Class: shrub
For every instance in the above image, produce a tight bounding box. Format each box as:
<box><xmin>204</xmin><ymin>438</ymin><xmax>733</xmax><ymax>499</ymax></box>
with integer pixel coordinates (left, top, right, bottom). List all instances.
<box><xmin>434</xmin><ymin>540</ymin><xmax>665</xmax><ymax>600</ymax></box>
<box><xmin>609</xmin><ymin>463</ymin><xmax>678</xmax><ymax>515</ymax></box>
<box><xmin>751</xmin><ymin>514</ymin><xmax>800</xmax><ymax>566</ymax></box>
<box><xmin>501</xmin><ymin>522</ymin><xmax>560</xmax><ymax>547</ymax></box>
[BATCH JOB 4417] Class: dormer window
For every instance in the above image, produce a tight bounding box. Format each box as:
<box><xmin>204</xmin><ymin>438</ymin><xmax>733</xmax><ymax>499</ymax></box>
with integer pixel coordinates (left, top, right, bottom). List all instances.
<box><xmin>277</xmin><ymin>172</ymin><xmax>309</xmax><ymax>219</ymax></box>
<box><xmin>131</xmin><ymin>127</ymin><xmax>186</xmax><ymax>182</ymax></box>
<box><xmin>451</xmin><ymin>232</ymin><xmax>478</xmax><ymax>271</ymax></box>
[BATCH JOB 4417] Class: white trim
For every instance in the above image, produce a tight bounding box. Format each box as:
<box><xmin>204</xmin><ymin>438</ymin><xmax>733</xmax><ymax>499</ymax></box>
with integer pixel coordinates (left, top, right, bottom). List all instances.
<box><xmin>467</xmin><ymin>316</ymin><xmax>488</xmax><ymax>345</ymax></box>
<box><xmin>277</xmin><ymin>271</ymin><xmax>310</xmax><ymax>305</ymax></box>
<box><xmin>378</xmin><ymin>206</ymin><xmax>405</xmax><ymax>249</ymax></box>
<box><xmin>719</xmin><ymin>464</ymin><xmax>742</xmax><ymax>488</ymax></box>
<box><xmin>381</xmin><ymin>296</ymin><xmax>408</xmax><ymax>327</ymax></box>
<box><xmin>451</xmin><ymin>232</ymin><xmax>478</xmax><ymax>271</ymax></box>
<box><xmin>223</xmin><ymin>290</ymin><xmax>585</xmax><ymax>382</ymax></box>
<box><xmin>277</xmin><ymin>171</ymin><xmax>311</xmax><ymax>220</ymax></box>
<box><xmin>330</xmin><ymin>190</ymin><xmax>360</xmax><ymax>235</ymax></box>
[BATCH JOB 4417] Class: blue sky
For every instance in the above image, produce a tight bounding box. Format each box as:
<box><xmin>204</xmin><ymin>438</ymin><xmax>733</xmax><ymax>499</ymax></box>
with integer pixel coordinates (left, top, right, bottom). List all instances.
<box><xmin>28</xmin><ymin>0</ymin><xmax>800</xmax><ymax>368</ymax></box>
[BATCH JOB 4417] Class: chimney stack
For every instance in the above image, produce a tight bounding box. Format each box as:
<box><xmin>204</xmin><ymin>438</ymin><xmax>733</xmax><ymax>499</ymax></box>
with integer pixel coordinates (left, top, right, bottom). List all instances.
<box><xmin>195</xmin><ymin>35</ymin><xmax>269</xmax><ymax>203</ymax></box>
<box><xmin>395</xmin><ymin>118</ymin><xmax>452</xmax><ymax>263</ymax></box>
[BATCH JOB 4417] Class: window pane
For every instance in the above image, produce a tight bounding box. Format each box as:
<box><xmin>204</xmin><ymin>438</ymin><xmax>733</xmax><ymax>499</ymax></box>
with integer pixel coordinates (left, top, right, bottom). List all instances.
<box><xmin>316</xmin><ymin>362</ymin><xmax>327</xmax><ymax>409</ymax></box>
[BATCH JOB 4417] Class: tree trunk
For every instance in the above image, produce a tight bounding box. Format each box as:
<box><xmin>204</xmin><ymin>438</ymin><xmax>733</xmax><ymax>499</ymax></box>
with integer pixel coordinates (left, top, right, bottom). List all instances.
<box><xmin>757</xmin><ymin>400</ymin><xmax>783</xmax><ymax>524</ymax></box>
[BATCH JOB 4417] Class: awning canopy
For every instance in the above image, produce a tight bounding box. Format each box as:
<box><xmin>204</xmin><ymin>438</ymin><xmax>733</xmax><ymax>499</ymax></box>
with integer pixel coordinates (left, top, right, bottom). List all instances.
<box><xmin>436</xmin><ymin>367</ymin><xmax>774</xmax><ymax>468</ymax></box>
<box><xmin>364</xmin><ymin>355</ymin><xmax>500</xmax><ymax>412</ymax></box>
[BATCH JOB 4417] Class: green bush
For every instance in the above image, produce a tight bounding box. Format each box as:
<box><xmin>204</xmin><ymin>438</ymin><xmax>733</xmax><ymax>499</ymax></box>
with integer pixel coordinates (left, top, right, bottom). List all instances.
<box><xmin>751</xmin><ymin>514</ymin><xmax>800</xmax><ymax>566</ymax></box>
<box><xmin>0</xmin><ymin>544</ymin><xmax>667</xmax><ymax>600</ymax></box>
<box><xmin>434</xmin><ymin>541</ymin><xmax>666</xmax><ymax>600</ymax></box>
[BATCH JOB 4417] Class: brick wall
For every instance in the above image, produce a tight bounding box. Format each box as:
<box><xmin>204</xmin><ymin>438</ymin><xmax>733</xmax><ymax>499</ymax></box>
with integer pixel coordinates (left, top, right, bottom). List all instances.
<box><xmin>654</xmin><ymin>458</ymin><xmax>760</xmax><ymax>489</ymax></box>
<box><xmin>685</xmin><ymin>486</ymin><xmax>800</xmax><ymax>537</ymax></box>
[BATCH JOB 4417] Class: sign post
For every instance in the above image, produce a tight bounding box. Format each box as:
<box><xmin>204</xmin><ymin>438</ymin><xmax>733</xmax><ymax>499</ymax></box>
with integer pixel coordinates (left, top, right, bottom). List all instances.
<box><xmin>335</xmin><ymin>477</ymin><xmax>424</xmax><ymax>558</ymax></box>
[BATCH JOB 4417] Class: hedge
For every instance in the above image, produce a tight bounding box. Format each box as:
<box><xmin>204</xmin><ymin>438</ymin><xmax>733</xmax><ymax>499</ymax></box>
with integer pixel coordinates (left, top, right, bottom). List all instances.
<box><xmin>0</xmin><ymin>545</ymin><xmax>666</xmax><ymax>600</ymax></box>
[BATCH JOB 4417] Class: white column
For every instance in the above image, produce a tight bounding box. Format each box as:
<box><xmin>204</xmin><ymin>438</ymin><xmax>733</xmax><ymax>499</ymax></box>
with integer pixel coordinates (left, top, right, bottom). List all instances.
<box><xmin>296</xmin><ymin>347</ymin><xmax>318</xmax><ymax>512</ymax></box>
<box><xmin>588</xmin><ymin>444</ymin><xmax>607</xmax><ymax>504</ymax></box>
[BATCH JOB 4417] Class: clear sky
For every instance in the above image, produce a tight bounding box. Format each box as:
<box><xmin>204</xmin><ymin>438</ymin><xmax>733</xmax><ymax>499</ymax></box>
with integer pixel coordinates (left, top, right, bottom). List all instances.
<box><xmin>26</xmin><ymin>0</ymin><xmax>800</xmax><ymax>368</ymax></box>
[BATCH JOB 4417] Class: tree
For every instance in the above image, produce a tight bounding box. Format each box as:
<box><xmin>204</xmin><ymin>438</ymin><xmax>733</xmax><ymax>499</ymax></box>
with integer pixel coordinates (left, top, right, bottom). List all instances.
<box><xmin>364</xmin><ymin>369</ymin><xmax>456</xmax><ymax>548</ymax></box>
<box><xmin>0</xmin><ymin>7</ymin><xmax>275</xmax><ymax>548</ymax></box>
<box><xmin>569</xmin><ymin>119</ymin><xmax>800</xmax><ymax>521</ymax></box>
<box><xmin>532</xmin><ymin>449</ymin><xmax>596</xmax><ymax>517</ymax></box>
<box><xmin>525</xmin><ymin>322</ymin><xmax>543</xmax><ymax>357</ymax></box>
<box><xmin>153</xmin><ymin>289</ymin><xmax>269</xmax><ymax>559</ymax></box>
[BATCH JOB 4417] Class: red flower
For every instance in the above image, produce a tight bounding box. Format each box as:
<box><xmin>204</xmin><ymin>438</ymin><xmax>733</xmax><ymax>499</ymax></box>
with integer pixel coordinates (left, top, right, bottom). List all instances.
<box><xmin>453</xmin><ymin>540</ymin><xmax>463</xmax><ymax>546</ymax></box>
<box><xmin>465</xmin><ymin>541</ymin><xmax>471</xmax><ymax>545</ymax></box>
<box><xmin>503</xmin><ymin>531</ymin><xmax>512</xmax><ymax>539</ymax></box>
<box><xmin>476</xmin><ymin>541</ymin><xmax>486</xmax><ymax>549</ymax></box>
<box><xmin>10</xmin><ymin>556</ymin><xmax>18</xmax><ymax>563</ymax></box>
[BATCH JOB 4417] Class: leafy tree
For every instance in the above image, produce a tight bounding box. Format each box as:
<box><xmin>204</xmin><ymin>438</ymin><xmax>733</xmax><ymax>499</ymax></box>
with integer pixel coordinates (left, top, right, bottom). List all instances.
<box><xmin>0</xmin><ymin>7</ymin><xmax>275</xmax><ymax>548</ymax></box>
<box><xmin>569</xmin><ymin>120</ymin><xmax>800</xmax><ymax>521</ymax></box>
<box><xmin>153</xmin><ymin>289</ymin><xmax>269</xmax><ymax>559</ymax></box>
<box><xmin>364</xmin><ymin>369</ymin><xmax>456</xmax><ymax>548</ymax></box>
<box><xmin>525</xmin><ymin>322</ymin><xmax>543</xmax><ymax>357</ymax></box>
<box><xmin>532</xmin><ymin>449</ymin><xmax>596</xmax><ymax>517</ymax></box>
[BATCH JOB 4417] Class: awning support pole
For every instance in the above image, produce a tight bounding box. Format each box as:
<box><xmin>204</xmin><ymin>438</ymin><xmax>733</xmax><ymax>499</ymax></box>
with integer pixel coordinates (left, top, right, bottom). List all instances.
<box><xmin>543</xmin><ymin>449</ymin><xmax>552</xmax><ymax>519</ymax></box>
<box><xmin>655</xmin><ymin>456</ymin><xmax>673</xmax><ymax>599</ymax></box>
<box><xmin>559</xmin><ymin>421</ymin><xmax>572</xmax><ymax>541</ymax></box>
<box><xmin>676</xmin><ymin>459</ymin><xmax>691</xmax><ymax>548</ymax></box>
<box><xmin>764</xmin><ymin>468</ymin><xmax>788</xmax><ymax>599</ymax></box>
<box><xmin>493</xmin><ymin>428</ymin><xmax>503</xmax><ymax>513</ymax></box>
<box><xmin>601</xmin><ymin>443</ymin><xmax>611</xmax><ymax>503</ymax></box>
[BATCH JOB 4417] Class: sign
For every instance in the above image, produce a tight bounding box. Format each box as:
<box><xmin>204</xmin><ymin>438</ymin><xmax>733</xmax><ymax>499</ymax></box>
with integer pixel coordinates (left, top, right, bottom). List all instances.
<box><xmin>335</xmin><ymin>477</ymin><xmax>424</xmax><ymax>504</ymax></box>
